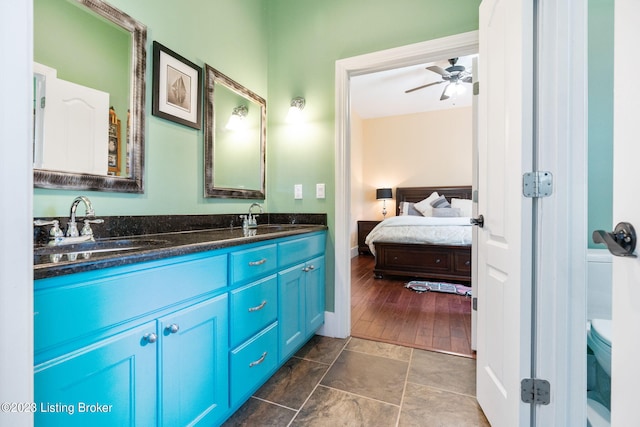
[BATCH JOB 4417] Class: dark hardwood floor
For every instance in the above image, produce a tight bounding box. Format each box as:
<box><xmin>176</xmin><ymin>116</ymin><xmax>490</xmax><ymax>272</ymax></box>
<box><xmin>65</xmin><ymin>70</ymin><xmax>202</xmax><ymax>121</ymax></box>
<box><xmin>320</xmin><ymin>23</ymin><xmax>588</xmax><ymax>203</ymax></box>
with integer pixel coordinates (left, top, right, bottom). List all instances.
<box><xmin>351</xmin><ymin>255</ymin><xmax>475</xmax><ymax>358</ymax></box>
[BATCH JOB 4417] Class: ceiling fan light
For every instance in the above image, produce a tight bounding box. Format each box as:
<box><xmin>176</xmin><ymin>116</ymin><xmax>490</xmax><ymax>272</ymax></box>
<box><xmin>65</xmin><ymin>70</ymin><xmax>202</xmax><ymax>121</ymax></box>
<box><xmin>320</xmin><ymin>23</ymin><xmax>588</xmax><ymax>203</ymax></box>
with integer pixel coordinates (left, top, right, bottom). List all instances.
<box><xmin>454</xmin><ymin>82</ymin><xmax>466</xmax><ymax>95</ymax></box>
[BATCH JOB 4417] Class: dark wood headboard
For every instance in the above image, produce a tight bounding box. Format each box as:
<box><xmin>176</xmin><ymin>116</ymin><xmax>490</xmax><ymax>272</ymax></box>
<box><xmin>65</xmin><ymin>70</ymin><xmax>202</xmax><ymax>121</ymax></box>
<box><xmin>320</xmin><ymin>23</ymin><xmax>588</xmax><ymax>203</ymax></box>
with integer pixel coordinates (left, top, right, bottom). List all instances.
<box><xmin>395</xmin><ymin>186</ymin><xmax>472</xmax><ymax>215</ymax></box>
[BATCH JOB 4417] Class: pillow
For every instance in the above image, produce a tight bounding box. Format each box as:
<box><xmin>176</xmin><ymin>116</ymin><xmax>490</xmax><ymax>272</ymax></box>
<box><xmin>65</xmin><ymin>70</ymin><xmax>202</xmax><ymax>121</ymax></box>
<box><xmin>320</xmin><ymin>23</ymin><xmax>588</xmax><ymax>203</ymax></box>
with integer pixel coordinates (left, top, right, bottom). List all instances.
<box><xmin>432</xmin><ymin>207</ymin><xmax>461</xmax><ymax>217</ymax></box>
<box><xmin>413</xmin><ymin>192</ymin><xmax>440</xmax><ymax>216</ymax></box>
<box><xmin>451</xmin><ymin>198</ymin><xmax>473</xmax><ymax>217</ymax></box>
<box><xmin>430</xmin><ymin>195</ymin><xmax>451</xmax><ymax>209</ymax></box>
<box><xmin>399</xmin><ymin>202</ymin><xmax>423</xmax><ymax>216</ymax></box>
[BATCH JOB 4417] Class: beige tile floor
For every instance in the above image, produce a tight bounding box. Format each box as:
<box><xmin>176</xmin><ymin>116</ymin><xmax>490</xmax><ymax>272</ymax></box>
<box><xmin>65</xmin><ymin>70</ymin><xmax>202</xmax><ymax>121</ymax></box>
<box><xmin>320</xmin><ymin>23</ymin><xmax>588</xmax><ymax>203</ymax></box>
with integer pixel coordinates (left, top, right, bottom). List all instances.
<box><xmin>223</xmin><ymin>336</ymin><xmax>490</xmax><ymax>426</ymax></box>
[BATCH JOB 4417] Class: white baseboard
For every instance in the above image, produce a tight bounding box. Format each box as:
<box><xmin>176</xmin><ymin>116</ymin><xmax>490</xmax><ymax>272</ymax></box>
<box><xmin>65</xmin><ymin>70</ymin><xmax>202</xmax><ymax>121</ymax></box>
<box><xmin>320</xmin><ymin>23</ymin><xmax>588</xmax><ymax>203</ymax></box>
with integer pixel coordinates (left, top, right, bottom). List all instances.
<box><xmin>350</xmin><ymin>246</ymin><xmax>359</xmax><ymax>258</ymax></box>
<box><xmin>317</xmin><ymin>311</ymin><xmax>349</xmax><ymax>339</ymax></box>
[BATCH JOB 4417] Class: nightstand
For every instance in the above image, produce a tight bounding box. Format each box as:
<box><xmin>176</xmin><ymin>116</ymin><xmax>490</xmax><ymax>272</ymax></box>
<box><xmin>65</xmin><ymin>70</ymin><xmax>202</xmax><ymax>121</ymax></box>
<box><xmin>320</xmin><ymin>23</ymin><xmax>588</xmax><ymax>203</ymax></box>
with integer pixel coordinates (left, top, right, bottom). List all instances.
<box><xmin>357</xmin><ymin>220</ymin><xmax>381</xmax><ymax>255</ymax></box>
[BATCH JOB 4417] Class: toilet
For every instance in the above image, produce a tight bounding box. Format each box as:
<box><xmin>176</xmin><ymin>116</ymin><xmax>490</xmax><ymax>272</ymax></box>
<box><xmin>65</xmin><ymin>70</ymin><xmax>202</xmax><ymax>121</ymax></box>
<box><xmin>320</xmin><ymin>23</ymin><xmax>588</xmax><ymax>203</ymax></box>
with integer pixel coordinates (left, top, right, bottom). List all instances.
<box><xmin>586</xmin><ymin>398</ymin><xmax>611</xmax><ymax>427</ymax></box>
<box><xmin>588</xmin><ymin>319</ymin><xmax>612</xmax><ymax>377</ymax></box>
<box><xmin>587</xmin><ymin>319</ymin><xmax>612</xmax><ymax>427</ymax></box>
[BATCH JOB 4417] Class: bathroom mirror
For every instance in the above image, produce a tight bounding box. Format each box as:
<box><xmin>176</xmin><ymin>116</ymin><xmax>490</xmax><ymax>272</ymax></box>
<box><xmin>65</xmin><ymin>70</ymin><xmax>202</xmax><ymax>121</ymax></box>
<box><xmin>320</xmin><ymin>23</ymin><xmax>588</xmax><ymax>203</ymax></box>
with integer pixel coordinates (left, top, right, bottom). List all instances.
<box><xmin>33</xmin><ymin>0</ymin><xmax>147</xmax><ymax>193</ymax></box>
<box><xmin>204</xmin><ymin>65</ymin><xmax>266</xmax><ymax>199</ymax></box>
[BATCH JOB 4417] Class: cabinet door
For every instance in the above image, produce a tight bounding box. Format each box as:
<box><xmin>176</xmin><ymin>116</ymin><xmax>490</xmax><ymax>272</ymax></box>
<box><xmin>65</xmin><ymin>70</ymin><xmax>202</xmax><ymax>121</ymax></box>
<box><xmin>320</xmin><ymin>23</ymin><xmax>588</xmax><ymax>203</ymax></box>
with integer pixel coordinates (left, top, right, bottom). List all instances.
<box><xmin>305</xmin><ymin>256</ymin><xmax>325</xmax><ymax>335</ymax></box>
<box><xmin>160</xmin><ymin>294</ymin><xmax>229</xmax><ymax>427</ymax></box>
<box><xmin>278</xmin><ymin>264</ymin><xmax>306</xmax><ymax>362</ymax></box>
<box><xmin>34</xmin><ymin>322</ymin><xmax>157</xmax><ymax>427</ymax></box>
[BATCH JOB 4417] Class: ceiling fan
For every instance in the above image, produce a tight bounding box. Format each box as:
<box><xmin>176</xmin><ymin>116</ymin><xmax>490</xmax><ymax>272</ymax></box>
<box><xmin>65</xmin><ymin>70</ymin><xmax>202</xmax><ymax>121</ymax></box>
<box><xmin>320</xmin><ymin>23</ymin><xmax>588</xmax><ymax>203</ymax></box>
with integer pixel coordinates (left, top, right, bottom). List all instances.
<box><xmin>405</xmin><ymin>58</ymin><xmax>472</xmax><ymax>100</ymax></box>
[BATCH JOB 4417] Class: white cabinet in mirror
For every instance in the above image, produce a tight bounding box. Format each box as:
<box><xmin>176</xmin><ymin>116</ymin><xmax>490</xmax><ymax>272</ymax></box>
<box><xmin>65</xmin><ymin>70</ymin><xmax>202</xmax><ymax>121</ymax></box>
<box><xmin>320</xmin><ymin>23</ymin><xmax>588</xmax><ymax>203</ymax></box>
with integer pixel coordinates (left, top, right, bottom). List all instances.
<box><xmin>33</xmin><ymin>62</ymin><xmax>110</xmax><ymax>176</ymax></box>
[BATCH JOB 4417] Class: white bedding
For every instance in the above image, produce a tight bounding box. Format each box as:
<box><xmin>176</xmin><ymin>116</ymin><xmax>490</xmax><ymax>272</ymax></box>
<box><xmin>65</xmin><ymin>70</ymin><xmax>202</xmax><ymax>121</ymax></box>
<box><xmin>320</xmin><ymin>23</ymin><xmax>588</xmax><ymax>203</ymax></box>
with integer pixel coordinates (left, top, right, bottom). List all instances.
<box><xmin>364</xmin><ymin>216</ymin><xmax>472</xmax><ymax>255</ymax></box>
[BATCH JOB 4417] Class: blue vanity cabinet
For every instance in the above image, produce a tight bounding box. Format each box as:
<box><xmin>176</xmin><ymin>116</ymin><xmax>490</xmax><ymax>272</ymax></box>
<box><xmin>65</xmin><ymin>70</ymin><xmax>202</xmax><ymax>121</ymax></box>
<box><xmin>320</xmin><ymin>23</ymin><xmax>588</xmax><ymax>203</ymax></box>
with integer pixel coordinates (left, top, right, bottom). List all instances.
<box><xmin>159</xmin><ymin>294</ymin><xmax>228</xmax><ymax>426</ymax></box>
<box><xmin>34</xmin><ymin>252</ymin><xmax>230</xmax><ymax>427</ymax></box>
<box><xmin>34</xmin><ymin>229</ymin><xmax>327</xmax><ymax>426</ymax></box>
<box><xmin>277</xmin><ymin>232</ymin><xmax>327</xmax><ymax>363</ymax></box>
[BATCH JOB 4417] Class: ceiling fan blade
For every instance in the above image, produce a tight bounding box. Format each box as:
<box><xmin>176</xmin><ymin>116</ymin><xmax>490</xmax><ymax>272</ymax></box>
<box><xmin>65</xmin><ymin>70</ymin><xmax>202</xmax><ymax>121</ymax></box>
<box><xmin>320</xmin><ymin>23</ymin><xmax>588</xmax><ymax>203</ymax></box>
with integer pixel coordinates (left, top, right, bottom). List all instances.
<box><xmin>404</xmin><ymin>80</ymin><xmax>443</xmax><ymax>94</ymax></box>
<box><xmin>426</xmin><ymin>65</ymin><xmax>450</xmax><ymax>77</ymax></box>
<box><xmin>462</xmin><ymin>75</ymin><xmax>473</xmax><ymax>83</ymax></box>
<box><xmin>440</xmin><ymin>84</ymin><xmax>451</xmax><ymax>101</ymax></box>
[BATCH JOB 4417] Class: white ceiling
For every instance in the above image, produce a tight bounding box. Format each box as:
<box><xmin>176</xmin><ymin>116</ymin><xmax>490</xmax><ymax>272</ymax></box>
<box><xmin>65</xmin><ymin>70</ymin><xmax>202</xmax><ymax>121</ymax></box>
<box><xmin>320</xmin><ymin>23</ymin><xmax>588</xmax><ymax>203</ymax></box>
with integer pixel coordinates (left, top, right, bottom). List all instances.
<box><xmin>350</xmin><ymin>55</ymin><xmax>476</xmax><ymax>119</ymax></box>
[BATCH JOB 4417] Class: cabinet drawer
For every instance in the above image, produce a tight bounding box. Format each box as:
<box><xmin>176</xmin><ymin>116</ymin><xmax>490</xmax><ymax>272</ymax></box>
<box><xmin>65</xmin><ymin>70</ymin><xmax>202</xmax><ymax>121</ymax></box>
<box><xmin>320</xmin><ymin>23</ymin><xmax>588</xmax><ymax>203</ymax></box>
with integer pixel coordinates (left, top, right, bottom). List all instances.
<box><xmin>229</xmin><ymin>244</ymin><xmax>277</xmax><ymax>285</ymax></box>
<box><xmin>35</xmin><ymin>253</ymin><xmax>227</xmax><ymax>356</ymax></box>
<box><xmin>278</xmin><ymin>233</ymin><xmax>326</xmax><ymax>267</ymax></box>
<box><xmin>381</xmin><ymin>246</ymin><xmax>451</xmax><ymax>272</ymax></box>
<box><xmin>454</xmin><ymin>251</ymin><xmax>472</xmax><ymax>273</ymax></box>
<box><xmin>230</xmin><ymin>322</ymin><xmax>278</xmax><ymax>407</ymax></box>
<box><xmin>229</xmin><ymin>276</ymin><xmax>277</xmax><ymax>347</ymax></box>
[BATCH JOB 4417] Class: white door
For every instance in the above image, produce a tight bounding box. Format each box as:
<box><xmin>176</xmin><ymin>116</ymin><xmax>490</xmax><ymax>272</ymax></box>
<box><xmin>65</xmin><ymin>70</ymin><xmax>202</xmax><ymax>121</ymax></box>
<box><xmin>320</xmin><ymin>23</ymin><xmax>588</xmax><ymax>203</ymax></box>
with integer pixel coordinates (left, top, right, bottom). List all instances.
<box><xmin>611</xmin><ymin>2</ymin><xmax>640</xmax><ymax>425</ymax></box>
<box><xmin>476</xmin><ymin>0</ymin><xmax>533</xmax><ymax>426</ymax></box>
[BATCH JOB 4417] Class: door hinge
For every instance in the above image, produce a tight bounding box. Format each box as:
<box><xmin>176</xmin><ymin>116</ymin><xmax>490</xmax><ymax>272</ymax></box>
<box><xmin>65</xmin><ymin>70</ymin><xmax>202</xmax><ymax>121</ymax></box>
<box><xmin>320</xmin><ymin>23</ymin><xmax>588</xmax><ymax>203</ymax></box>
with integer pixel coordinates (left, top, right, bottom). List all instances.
<box><xmin>472</xmin><ymin>297</ymin><xmax>477</xmax><ymax>311</ymax></box>
<box><xmin>473</xmin><ymin>81</ymin><xmax>479</xmax><ymax>95</ymax></box>
<box><xmin>522</xmin><ymin>171</ymin><xmax>553</xmax><ymax>198</ymax></box>
<box><xmin>521</xmin><ymin>378</ymin><xmax>551</xmax><ymax>405</ymax></box>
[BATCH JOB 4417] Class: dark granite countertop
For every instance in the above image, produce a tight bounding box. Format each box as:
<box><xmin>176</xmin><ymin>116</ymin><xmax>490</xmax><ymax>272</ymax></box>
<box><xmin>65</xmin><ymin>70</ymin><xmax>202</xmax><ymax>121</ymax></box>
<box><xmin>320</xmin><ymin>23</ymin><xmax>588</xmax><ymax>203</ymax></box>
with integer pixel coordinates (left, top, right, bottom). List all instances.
<box><xmin>34</xmin><ymin>214</ymin><xmax>327</xmax><ymax>280</ymax></box>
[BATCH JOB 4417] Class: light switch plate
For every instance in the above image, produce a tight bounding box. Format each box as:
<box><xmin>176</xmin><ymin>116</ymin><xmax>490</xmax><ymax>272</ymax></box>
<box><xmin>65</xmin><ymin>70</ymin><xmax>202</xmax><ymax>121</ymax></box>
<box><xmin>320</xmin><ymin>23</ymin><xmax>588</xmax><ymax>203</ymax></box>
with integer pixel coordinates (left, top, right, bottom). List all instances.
<box><xmin>316</xmin><ymin>183</ymin><xmax>325</xmax><ymax>199</ymax></box>
<box><xmin>294</xmin><ymin>184</ymin><xmax>303</xmax><ymax>199</ymax></box>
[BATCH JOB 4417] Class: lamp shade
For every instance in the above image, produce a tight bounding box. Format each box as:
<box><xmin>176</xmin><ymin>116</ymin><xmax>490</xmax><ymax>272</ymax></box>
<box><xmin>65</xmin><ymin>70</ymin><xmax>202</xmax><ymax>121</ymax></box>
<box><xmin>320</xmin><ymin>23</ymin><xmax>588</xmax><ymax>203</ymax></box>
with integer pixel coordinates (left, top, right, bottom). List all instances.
<box><xmin>376</xmin><ymin>188</ymin><xmax>393</xmax><ymax>200</ymax></box>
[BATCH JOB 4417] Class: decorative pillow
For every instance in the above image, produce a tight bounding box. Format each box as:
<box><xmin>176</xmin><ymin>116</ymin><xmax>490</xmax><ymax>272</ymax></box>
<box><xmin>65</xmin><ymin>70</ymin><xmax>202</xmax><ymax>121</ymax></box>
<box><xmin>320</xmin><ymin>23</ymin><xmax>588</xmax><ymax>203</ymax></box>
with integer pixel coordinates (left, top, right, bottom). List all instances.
<box><xmin>432</xmin><ymin>207</ymin><xmax>461</xmax><ymax>217</ymax></box>
<box><xmin>413</xmin><ymin>192</ymin><xmax>440</xmax><ymax>217</ymax></box>
<box><xmin>451</xmin><ymin>198</ymin><xmax>473</xmax><ymax>217</ymax></box>
<box><xmin>400</xmin><ymin>202</ymin><xmax>423</xmax><ymax>216</ymax></box>
<box><xmin>430</xmin><ymin>195</ymin><xmax>451</xmax><ymax>209</ymax></box>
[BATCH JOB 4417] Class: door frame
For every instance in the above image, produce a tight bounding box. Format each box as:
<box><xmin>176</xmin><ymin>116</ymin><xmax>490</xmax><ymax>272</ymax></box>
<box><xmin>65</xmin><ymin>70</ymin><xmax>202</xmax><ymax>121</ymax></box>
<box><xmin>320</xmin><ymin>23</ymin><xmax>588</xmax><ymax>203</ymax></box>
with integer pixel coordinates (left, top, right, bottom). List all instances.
<box><xmin>1</xmin><ymin>2</ymin><xmax>34</xmax><ymax>427</ymax></box>
<box><xmin>533</xmin><ymin>0</ymin><xmax>587</xmax><ymax>424</ymax></box>
<box><xmin>328</xmin><ymin>30</ymin><xmax>479</xmax><ymax>339</ymax></box>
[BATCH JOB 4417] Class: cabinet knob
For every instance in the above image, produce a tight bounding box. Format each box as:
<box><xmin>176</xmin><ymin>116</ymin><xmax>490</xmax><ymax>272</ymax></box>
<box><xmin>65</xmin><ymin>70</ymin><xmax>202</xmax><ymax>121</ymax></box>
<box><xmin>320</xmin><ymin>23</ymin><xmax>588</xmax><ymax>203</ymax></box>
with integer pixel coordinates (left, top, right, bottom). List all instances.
<box><xmin>165</xmin><ymin>324</ymin><xmax>180</xmax><ymax>334</ymax></box>
<box><xmin>307</xmin><ymin>265</ymin><xmax>315</xmax><ymax>271</ymax></box>
<box><xmin>465</xmin><ymin>260</ymin><xmax>471</xmax><ymax>266</ymax></box>
<box><xmin>143</xmin><ymin>333</ymin><xmax>158</xmax><ymax>344</ymax></box>
<box><xmin>435</xmin><ymin>259</ymin><xmax>441</xmax><ymax>264</ymax></box>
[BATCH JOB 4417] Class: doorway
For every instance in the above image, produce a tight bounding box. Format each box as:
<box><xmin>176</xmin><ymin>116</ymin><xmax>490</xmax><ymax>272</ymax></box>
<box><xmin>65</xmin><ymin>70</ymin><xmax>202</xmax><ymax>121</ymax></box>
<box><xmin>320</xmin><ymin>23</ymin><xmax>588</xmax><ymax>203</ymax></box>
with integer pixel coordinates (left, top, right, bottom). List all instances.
<box><xmin>348</xmin><ymin>55</ymin><xmax>476</xmax><ymax>356</ymax></box>
<box><xmin>330</xmin><ymin>30</ymin><xmax>479</xmax><ymax>341</ymax></box>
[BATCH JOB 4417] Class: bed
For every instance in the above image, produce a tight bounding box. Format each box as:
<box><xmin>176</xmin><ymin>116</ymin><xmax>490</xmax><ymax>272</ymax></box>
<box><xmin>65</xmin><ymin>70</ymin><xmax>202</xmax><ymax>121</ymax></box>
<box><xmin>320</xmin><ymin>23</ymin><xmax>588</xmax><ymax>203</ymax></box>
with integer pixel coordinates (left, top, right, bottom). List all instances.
<box><xmin>365</xmin><ymin>186</ymin><xmax>473</xmax><ymax>283</ymax></box>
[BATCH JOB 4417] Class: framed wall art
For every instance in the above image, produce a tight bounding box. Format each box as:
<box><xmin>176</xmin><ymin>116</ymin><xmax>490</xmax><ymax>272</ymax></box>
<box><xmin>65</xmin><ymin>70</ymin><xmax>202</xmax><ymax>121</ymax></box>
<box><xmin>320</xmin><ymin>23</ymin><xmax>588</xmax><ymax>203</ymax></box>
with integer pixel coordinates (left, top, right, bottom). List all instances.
<box><xmin>152</xmin><ymin>41</ymin><xmax>202</xmax><ymax>129</ymax></box>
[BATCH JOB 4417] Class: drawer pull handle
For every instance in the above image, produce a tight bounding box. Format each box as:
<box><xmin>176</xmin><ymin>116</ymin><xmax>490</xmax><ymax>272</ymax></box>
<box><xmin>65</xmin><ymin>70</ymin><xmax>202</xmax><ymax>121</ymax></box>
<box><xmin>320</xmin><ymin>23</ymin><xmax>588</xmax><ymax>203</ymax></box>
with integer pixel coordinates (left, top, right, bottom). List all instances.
<box><xmin>248</xmin><ymin>300</ymin><xmax>267</xmax><ymax>312</ymax></box>
<box><xmin>249</xmin><ymin>351</ymin><xmax>268</xmax><ymax>368</ymax></box>
<box><xmin>165</xmin><ymin>324</ymin><xmax>179</xmax><ymax>334</ymax></box>
<box><xmin>248</xmin><ymin>258</ymin><xmax>267</xmax><ymax>266</ymax></box>
<box><xmin>143</xmin><ymin>333</ymin><xmax>157</xmax><ymax>344</ymax></box>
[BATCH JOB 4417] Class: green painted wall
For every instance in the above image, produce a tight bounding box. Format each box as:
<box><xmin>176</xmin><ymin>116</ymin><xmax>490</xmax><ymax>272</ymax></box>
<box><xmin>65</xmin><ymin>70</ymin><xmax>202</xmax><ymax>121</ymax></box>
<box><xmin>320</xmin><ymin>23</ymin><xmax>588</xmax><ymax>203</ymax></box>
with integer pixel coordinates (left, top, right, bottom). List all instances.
<box><xmin>588</xmin><ymin>0</ymin><xmax>614</xmax><ymax>248</ymax></box>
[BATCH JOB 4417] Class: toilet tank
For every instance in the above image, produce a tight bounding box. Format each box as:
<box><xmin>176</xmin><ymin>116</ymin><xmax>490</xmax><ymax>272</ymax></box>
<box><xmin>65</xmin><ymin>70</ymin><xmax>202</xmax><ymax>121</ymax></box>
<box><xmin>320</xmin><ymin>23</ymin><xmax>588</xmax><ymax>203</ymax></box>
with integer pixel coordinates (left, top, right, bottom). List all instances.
<box><xmin>587</xmin><ymin>249</ymin><xmax>612</xmax><ymax>320</ymax></box>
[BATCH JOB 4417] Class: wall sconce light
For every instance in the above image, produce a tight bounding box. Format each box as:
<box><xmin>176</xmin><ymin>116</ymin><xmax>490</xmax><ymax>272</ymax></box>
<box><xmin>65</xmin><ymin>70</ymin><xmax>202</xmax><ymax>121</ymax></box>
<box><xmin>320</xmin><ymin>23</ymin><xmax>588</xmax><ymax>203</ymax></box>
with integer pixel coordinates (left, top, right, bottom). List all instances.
<box><xmin>376</xmin><ymin>188</ymin><xmax>393</xmax><ymax>219</ymax></box>
<box><xmin>286</xmin><ymin>97</ymin><xmax>305</xmax><ymax>123</ymax></box>
<box><xmin>226</xmin><ymin>105</ymin><xmax>248</xmax><ymax>130</ymax></box>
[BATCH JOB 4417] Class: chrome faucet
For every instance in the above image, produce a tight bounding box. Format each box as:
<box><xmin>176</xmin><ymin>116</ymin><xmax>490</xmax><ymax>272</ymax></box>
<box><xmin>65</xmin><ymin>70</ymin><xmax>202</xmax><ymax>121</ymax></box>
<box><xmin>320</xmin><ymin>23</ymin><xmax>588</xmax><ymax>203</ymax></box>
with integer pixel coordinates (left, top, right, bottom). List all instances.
<box><xmin>67</xmin><ymin>196</ymin><xmax>96</xmax><ymax>237</ymax></box>
<box><xmin>33</xmin><ymin>196</ymin><xmax>103</xmax><ymax>246</ymax></box>
<box><xmin>240</xmin><ymin>203</ymin><xmax>263</xmax><ymax>229</ymax></box>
